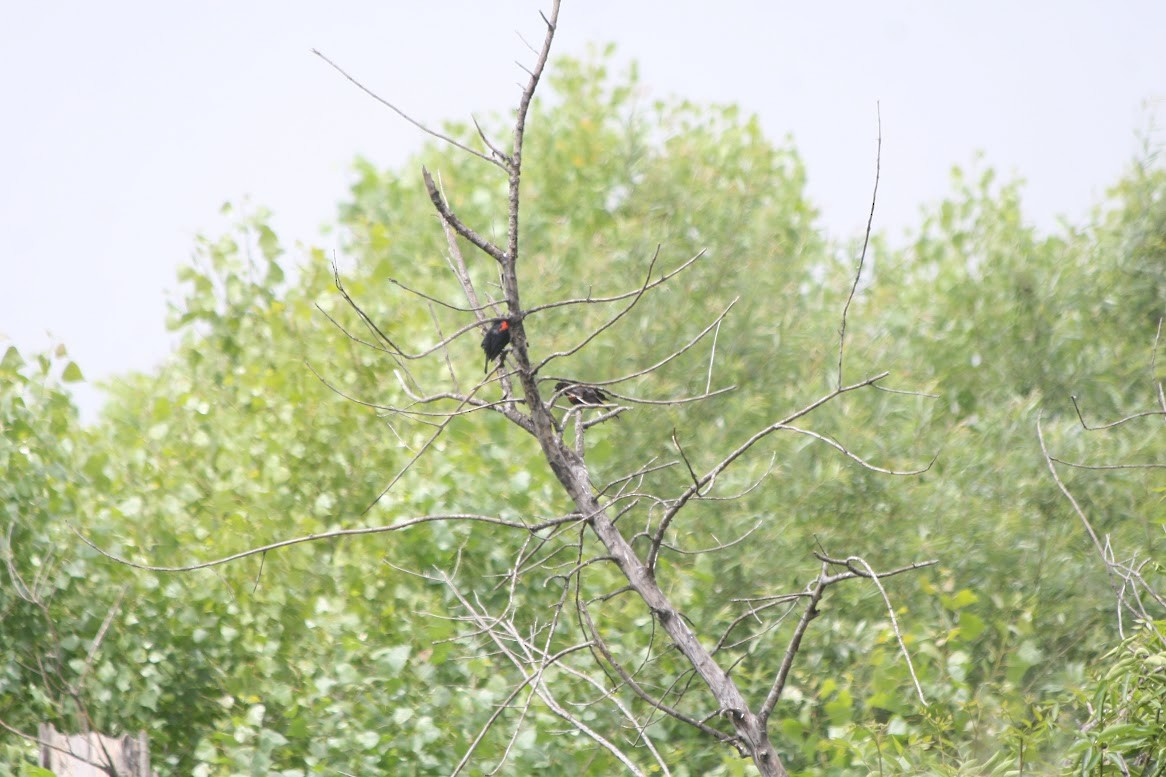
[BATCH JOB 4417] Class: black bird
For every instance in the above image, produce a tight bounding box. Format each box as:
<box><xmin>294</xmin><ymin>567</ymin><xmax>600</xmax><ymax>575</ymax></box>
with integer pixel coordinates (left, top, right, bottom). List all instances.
<box><xmin>555</xmin><ymin>381</ymin><xmax>610</xmax><ymax>407</ymax></box>
<box><xmin>481</xmin><ymin>318</ymin><xmax>512</xmax><ymax>373</ymax></box>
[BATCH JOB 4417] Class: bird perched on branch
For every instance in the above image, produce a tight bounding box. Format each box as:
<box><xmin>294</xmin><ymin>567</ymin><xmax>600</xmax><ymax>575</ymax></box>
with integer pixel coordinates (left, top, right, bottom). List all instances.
<box><xmin>481</xmin><ymin>317</ymin><xmax>512</xmax><ymax>373</ymax></box>
<box><xmin>555</xmin><ymin>381</ymin><xmax>610</xmax><ymax>407</ymax></box>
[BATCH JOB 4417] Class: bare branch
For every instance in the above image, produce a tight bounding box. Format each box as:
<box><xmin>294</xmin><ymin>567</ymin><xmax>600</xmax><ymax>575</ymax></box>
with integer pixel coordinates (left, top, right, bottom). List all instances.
<box><xmin>442</xmin><ymin>571</ymin><xmax>653</xmax><ymax>777</ymax></box>
<box><xmin>812</xmin><ymin>554</ymin><xmax>939</xmax><ymax>584</ymax></box>
<box><xmin>687</xmin><ymin>455</ymin><xmax>777</xmax><ymax>504</ymax></box>
<box><xmin>313</xmin><ymin>49</ymin><xmax>505</xmax><ymax>170</ymax></box>
<box><xmin>775</xmin><ymin>423</ymin><xmax>936</xmax><ymax>476</ymax></box>
<box><xmin>592</xmin><ymin>300</ymin><xmax>741</xmax><ymax>386</ymax></box>
<box><xmin>423</xmin><ymin>167</ymin><xmax>509</xmax><ymax>264</ymax></box>
<box><xmin>324</xmin><ymin>260</ymin><xmax>516</xmax><ymax>365</ymax></box>
<box><xmin>1049</xmin><ymin>457</ymin><xmax>1166</xmax><ymax>471</ymax></box>
<box><xmin>4</xmin><ymin>521</ymin><xmax>35</xmax><ymax>603</ymax></box>
<box><xmin>77</xmin><ymin>584</ymin><xmax>128</xmax><ymax>686</ymax></box>
<box><xmin>648</xmin><ymin>371</ymin><xmax>890</xmax><ymax>571</ymax></box>
<box><xmin>328</xmin><ymin>259</ymin><xmax>407</xmax><ymax>356</ymax></box>
<box><xmin>873</xmin><ymin>383</ymin><xmax>940</xmax><ymax>398</ymax></box>
<box><xmin>391</xmin><ymin>381</ymin><xmax>530</xmax><ymax>426</ymax></box>
<box><xmin>323</xmin><ymin>309</ymin><xmax>494</xmax><ymax>364</ymax></box>
<box><xmin>445</xmin><ymin>634</ymin><xmax>592</xmax><ymax>774</ymax></box>
<box><xmin>471</xmin><ymin>113</ymin><xmax>511</xmax><ymax>166</ymax></box>
<box><xmin>428</xmin><ymin>303</ymin><xmax>460</xmax><ymax>388</ymax></box>
<box><xmin>1038</xmin><ymin>414</ymin><xmax>1166</xmax><ymax>624</ymax></box>
<box><xmin>1070</xmin><ymin>394</ymin><xmax>1165</xmax><ymax>431</ymax></box>
<box><xmin>506</xmin><ymin>0</ymin><xmax>561</xmax><ymax>267</ymax></box>
<box><xmin>602</xmin><ymin>385</ymin><xmax>738</xmax><ymax>407</ymax></box>
<box><xmin>315</xmin><ymin>301</ymin><xmax>395</xmax><ymax>356</ymax></box>
<box><xmin>577</xmin><ymin>598</ymin><xmax>737</xmax><ymax>745</ymax></box>
<box><xmin>845</xmin><ymin>555</ymin><xmax>926</xmax><ymax>705</ymax></box>
<box><xmin>714</xmin><ymin>596</ymin><xmax>803</xmax><ymax>656</ymax></box>
<box><xmin>70</xmin><ymin>512</ymin><xmax>578</xmax><ymax>573</ymax></box>
<box><xmin>598</xmin><ymin>459</ymin><xmax>678</xmax><ymax>497</ymax></box>
<box><xmin>706</xmin><ymin>317</ymin><xmax>723</xmax><ymax>395</ymax></box>
<box><xmin>387</xmin><ymin>278</ymin><xmax>483</xmax><ymax>314</ymax></box>
<box><xmin>759</xmin><ymin>564</ymin><xmax>829</xmax><ymax>725</ymax></box>
<box><xmin>671</xmin><ymin>429</ymin><xmax>702</xmax><ymax>491</ymax></box>
<box><xmin>533</xmin><ymin>249</ymin><xmax>665</xmax><ymax>370</ymax></box>
<box><xmin>1154</xmin><ymin>317</ymin><xmax>1166</xmax><ymax>414</ymax></box>
<box><xmin>838</xmin><ymin>103</ymin><xmax>881</xmax><ymax>389</ymax></box>
<box><xmin>361</xmin><ymin>395</ymin><xmax>482</xmax><ymax>514</ymax></box>
<box><xmin>305</xmin><ymin>359</ymin><xmax>421</xmax><ymax>416</ymax></box>
<box><xmin>663</xmin><ymin>521</ymin><xmax>764</xmax><ymax>557</ymax></box>
<box><xmin>1037</xmin><ymin>414</ymin><xmax>1106</xmax><ymax>558</ymax></box>
<box><xmin>524</xmin><ymin>247</ymin><xmax>707</xmax><ymax>315</ymax></box>
<box><xmin>440</xmin><ymin>213</ymin><xmax>490</xmax><ymax>319</ymax></box>
<box><xmin>514</xmin><ymin>30</ymin><xmax>540</xmax><ymax>57</ymax></box>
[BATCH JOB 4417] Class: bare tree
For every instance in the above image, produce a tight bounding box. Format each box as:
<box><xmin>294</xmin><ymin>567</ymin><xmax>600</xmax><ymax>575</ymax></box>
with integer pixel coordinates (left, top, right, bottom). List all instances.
<box><xmin>83</xmin><ymin>4</ymin><xmax>939</xmax><ymax>774</ymax></box>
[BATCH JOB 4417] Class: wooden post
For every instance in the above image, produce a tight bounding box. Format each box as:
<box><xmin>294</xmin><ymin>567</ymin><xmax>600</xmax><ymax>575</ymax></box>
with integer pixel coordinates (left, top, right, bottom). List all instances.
<box><xmin>38</xmin><ymin>724</ymin><xmax>154</xmax><ymax>777</ymax></box>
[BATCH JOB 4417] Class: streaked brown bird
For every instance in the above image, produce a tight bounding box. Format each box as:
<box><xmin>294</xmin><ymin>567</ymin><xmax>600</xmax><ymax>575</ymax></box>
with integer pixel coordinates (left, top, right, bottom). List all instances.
<box><xmin>555</xmin><ymin>381</ymin><xmax>610</xmax><ymax>406</ymax></box>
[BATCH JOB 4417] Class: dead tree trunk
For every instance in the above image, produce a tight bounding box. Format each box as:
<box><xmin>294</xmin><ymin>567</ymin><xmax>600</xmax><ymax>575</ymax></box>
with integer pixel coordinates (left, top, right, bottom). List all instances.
<box><xmin>38</xmin><ymin>724</ymin><xmax>154</xmax><ymax>777</ymax></box>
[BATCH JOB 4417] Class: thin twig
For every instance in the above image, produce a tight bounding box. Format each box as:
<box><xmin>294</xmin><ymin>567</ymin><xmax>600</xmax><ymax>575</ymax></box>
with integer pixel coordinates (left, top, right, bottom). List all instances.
<box><xmin>77</xmin><ymin>585</ymin><xmax>128</xmax><ymax>686</ymax></box>
<box><xmin>329</xmin><ymin>259</ymin><xmax>407</xmax><ymax>355</ymax></box>
<box><xmin>533</xmin><ymin>249</ymin><xmax>665</xmax><ymax>370</ymax></box>
<box><xmin>442</xmin><ymin>572</ymin><xmax>650</xmax><ymax>777</ymax></box>
<box><xmin>837</xmin><ymin>103</ymin><xmax>881</xmax><ymax>389</ymax></box>
<box><xmin>776</xmin><ymin>423</ymin><xmax>936</xmax><ymax>476</ymax></box>
<box><xmin>648</xmin><ymin>371</ymin><xmax>891</xmax><ymax>571</ymax></box>
<box><xmin>1037</xmin><ymin>414</ymin><xmax>1106</xmax><ymax>557</ymax></box>
<box><xmin>1070</xmin><ymin>395</ymin><xmax>1165</xmax><ymax>431</ymax></box>
<box><xmin>592</xmin><ymin>300</ymin><xmax>741</xmax><ymax>386</ymax></box>
<box><xmin>596</xmin><ymin>386</ymin><xmax>737</xmax><ymax>406</ymax></box>
<box><xmin>313</xmin><ymin>49</ymin><xmax>504</xmax><ymax>170</ymax></box>
<box><xmin>851</xmin><ymin>555</ymin><xmax>926</xmax><ymax>704</ymax></box>
<box><xmin>471</xmin><ymin>113</ymin><xmax>511</xmax><ymax>166</ymax></box>
<box><xmin>671</xmin><ymin>429</ymin><xmax>702</xmax><ymax>491</ymax></box>
<box><xmin>524</xmin><ymin>248</ymin><xmax>707</xmax><ymax>315</ymax></box>
<box><xmin>666</xmin><ymin>521</ymin><xmax>763</xmax><ymax>557</ymax></box>
<box><xmin>577</xmin><ymin>598</ymin><xmax>736</xmax><ymax>743</ymax></box>
<box><xmin>714</xmin><ymin>596</ymin><xmax>804</xmax><ymax>655</ymax></box>
<box><xmin>423</xmin><ymin>167</ymin><xmax>509</xmax><ymax>264</ymax></box>
<box><xmin>1049</xmin><ymin>457</ymin><xmax>1166</xmax><ymax>471</ymax></box>
<box><xmin>440</xmin><ymin>215</ymin><xmax>487</xmax><ymax>318</ymax></box>
<box><xmin>387</xmin><ymin>278</ymin><xmax>484</xmax><ymax>314</ymax></box>
<box><xmin>760</xmin><ymin>564</ymin><xmax>829</xmax><ymax>725</ymax></box>
<box><xmin>706</xmin><ymin>317</ymin><xmax>722</xmax><ymax>395</ymax></box>
<box><xmin>71</xmin><ymin>513</ymin><xmax>579</xmax><ymax>573</ymax></box>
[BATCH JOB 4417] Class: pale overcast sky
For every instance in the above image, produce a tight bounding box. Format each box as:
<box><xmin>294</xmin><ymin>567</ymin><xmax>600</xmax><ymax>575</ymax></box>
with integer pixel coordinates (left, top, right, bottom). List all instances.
<box><xmin>2</xmin><ymin>2</ymin><xmax>1164</xmax><ymax>418</ymax></box>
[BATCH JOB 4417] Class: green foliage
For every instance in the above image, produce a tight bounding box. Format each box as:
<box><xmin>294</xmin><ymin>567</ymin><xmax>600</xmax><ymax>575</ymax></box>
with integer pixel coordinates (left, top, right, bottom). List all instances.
<box><xmin>3</xmin><ymin>48</ymin><xmax>1166</xmax><ymax>775</ymax></box>
<box><xmin>1064</xmin><ymin>622</ymin><xmax>1166</xmax><ymax>776</ymax></box>
<box><xmin>0</xmin><ymin>344</ymin><xmax>90</xmax><ymax>768</ymax></box>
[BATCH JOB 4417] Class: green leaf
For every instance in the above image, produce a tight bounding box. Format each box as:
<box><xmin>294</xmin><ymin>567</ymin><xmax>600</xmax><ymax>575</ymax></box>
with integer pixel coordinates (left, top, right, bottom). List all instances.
<box><xmin>940</xmin><ymin>588</ymin><xmax>978</xmax><ymax>611</ymax></box>
<box><xmin>956</xmin><ymin>612</ymin><xmax>986</xmax><ymax>641</ymax></box>
<box><xmin>0</xmin><ymin>345</ymin><xmax>25</xmax><ymax>377</ymax></box>
<box><xmin>62</xmin><ymin>361</ymin><xmax>84</xmax><ymax>382</ymax></box>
